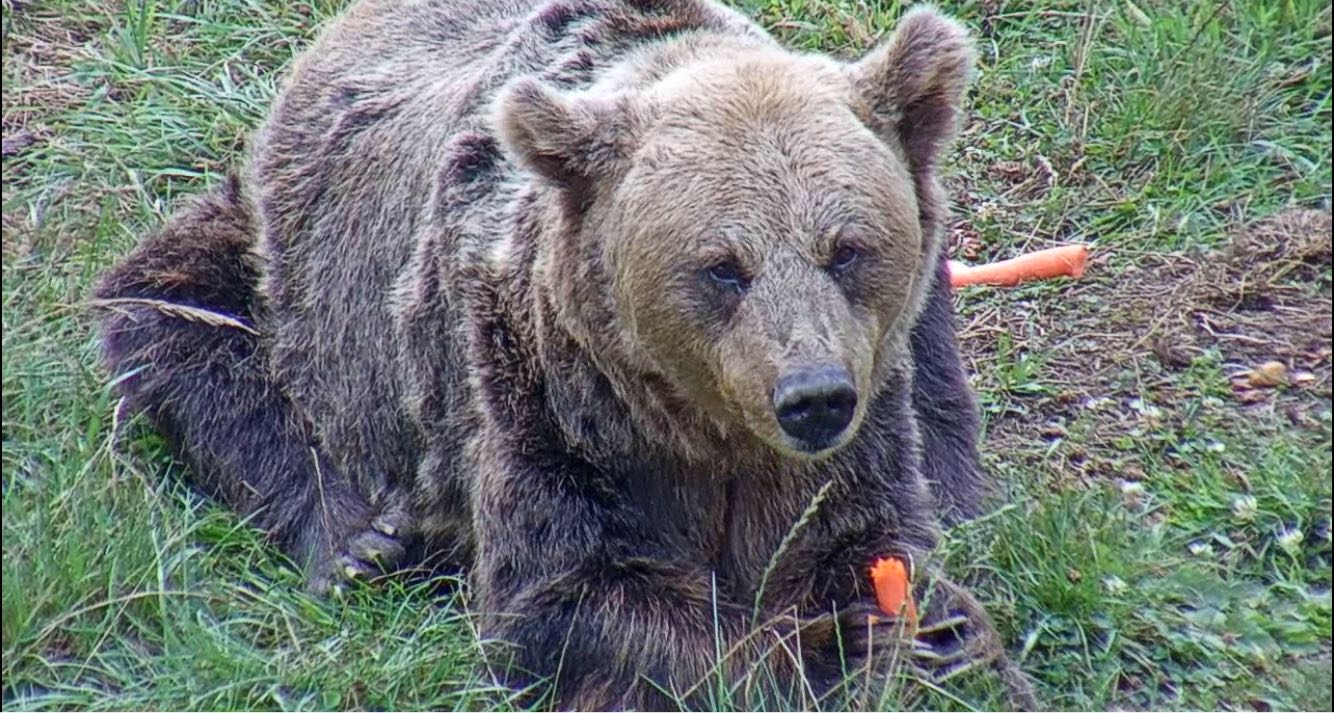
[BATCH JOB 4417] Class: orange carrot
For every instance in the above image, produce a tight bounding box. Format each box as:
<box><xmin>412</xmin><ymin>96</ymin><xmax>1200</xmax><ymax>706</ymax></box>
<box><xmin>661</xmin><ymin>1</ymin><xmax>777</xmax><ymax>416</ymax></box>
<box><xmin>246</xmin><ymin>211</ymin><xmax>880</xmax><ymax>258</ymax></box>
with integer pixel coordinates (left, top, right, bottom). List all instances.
<box><xmin>948</xmin><ymin>244</ymin><xmax>1089</xmax><ymax>288</ymax></box>
<box><xmin>870</xmin><ymin>556</ymin><xmax>918</xmax><ymax>627</ymax></box>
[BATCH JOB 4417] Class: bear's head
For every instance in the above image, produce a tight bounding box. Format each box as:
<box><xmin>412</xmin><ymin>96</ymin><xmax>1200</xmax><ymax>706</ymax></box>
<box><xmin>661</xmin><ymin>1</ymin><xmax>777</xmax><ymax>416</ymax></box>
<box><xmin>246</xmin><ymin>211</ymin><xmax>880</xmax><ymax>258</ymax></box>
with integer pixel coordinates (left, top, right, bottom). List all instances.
<box><xmin>495</xmin><ymin>7</ymin><xmax>974</xmax><ymax>460</ymax></box>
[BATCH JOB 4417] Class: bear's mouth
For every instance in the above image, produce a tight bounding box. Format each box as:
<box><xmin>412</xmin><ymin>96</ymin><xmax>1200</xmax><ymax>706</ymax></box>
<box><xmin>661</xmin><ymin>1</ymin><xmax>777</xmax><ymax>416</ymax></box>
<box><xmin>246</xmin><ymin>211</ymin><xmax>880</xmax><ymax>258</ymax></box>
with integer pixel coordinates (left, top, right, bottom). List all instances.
<box><xmin>781</xmin><ymin>429</ymin><xmax>856</xmax><ymax>459</ymax></box>
<box><xmin>794</xmin><ymin>434</ymin><xmax>846</xmax><ymax>455</ymax></box>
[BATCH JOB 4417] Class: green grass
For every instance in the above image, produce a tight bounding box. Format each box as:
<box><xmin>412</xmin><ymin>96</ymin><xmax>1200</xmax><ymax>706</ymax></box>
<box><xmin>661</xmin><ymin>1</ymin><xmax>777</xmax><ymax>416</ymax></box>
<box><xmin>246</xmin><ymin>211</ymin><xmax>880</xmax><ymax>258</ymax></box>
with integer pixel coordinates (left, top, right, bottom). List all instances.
<box><xmin>3</xmin><ymin>0</ymin><xmax>1331</xmax><ymax>710</ymax></box>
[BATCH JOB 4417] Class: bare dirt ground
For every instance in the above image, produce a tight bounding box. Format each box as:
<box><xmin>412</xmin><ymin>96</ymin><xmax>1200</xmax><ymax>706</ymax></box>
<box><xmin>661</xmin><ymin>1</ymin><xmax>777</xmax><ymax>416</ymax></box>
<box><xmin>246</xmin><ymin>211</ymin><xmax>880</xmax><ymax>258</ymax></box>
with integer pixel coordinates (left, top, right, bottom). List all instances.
<box><xmin>954</xmin><ymin>207</ymin><xmax>1333</xmax><ymax>485</ymax></box>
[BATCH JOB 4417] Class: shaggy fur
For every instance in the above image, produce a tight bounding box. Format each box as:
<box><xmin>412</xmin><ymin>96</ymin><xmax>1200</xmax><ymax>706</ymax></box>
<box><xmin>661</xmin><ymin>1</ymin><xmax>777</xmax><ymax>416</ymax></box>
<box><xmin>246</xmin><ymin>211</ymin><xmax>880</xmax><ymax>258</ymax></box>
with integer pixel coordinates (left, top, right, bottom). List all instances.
<box><xmin>97</xmin><ymin>0</ymin><xmax>1022</xmax><ymax>708</ymax></box>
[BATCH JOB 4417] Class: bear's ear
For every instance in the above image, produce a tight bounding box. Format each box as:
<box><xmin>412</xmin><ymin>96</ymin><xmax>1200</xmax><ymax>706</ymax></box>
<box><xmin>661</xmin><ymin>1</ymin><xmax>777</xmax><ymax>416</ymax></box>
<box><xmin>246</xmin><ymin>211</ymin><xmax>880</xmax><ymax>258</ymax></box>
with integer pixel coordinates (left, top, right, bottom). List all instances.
<box><xmin>848</xmin><ymin>6</ymin><xmax>975</xmax><ymax>173</ymax></box>
<box><xmin>494</xmin><ymin>78</ymin><xmax>643</xmax><ymax>190</ymax></box>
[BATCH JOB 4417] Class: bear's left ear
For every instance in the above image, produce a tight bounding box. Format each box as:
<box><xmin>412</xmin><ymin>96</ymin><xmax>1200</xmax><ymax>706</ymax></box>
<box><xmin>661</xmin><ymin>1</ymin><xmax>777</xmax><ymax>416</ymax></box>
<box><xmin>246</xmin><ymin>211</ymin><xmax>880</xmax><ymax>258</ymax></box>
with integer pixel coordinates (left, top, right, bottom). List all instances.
<box><xmin>847</xmin><ymin>6</ymin><xmax>976</xmax><ymax>174</ymax></box>
<box><xmin>493</xmin><ymin>78</ymin><xmax>645</xmax><ymax>191</ymax></box>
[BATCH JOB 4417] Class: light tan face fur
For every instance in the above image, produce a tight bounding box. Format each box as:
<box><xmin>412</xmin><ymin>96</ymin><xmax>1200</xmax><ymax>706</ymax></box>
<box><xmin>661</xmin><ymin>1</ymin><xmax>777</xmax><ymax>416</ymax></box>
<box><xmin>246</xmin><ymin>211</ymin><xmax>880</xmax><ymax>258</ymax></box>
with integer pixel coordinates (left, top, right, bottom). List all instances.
<box><xmin>599</xmin><ymin>58</ymin><xmax>924</xmax><ymax>457</ymax></box>
<box><xmin>495</xmin><ymin>8</ymin><xmax>974</xmax><ymax>460</ymax></box>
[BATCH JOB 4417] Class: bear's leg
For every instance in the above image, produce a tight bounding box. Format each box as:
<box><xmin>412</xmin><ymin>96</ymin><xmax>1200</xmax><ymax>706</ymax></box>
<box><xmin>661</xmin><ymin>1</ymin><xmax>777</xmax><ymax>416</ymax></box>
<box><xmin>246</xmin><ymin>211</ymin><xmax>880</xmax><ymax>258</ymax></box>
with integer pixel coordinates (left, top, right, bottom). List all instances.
<box><xmin>95</xmin><ymin>178</ymin><xmax>409</xmax><ymax>591</ymax></box>
<box><xmin>910</xmin><ymin>257</ymin><xmax>989</xmax><ymax>524</ymax></box>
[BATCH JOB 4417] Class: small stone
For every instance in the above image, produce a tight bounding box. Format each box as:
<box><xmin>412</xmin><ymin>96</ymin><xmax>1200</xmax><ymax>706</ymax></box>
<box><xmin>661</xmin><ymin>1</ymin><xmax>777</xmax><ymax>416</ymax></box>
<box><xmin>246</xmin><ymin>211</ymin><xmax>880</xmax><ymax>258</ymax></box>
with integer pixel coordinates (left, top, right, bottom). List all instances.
<box><xmin>1103</xmin><ymin>576</ymin><xmax>1128</xmax><ymax>595</ymax></box>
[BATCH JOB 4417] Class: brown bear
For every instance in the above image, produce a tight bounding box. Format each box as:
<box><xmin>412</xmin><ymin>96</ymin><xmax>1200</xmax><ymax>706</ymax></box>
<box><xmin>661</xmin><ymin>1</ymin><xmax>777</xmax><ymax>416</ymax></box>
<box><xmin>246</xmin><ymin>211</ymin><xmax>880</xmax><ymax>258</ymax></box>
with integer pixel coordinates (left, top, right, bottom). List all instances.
<box><xmin>95</xmin><ymin>0</ymin><xmax>1030</xmax><ymax>708</ymax></box>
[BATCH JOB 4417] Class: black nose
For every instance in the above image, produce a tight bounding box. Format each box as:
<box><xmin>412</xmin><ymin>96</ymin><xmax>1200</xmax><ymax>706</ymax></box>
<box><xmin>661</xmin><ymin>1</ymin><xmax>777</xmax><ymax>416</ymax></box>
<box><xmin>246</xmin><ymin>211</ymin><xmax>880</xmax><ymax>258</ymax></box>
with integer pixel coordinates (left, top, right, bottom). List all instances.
<box><xmin>773</xmin><ymin>366</ymin><xmax>858</xmax><ymax>448</ymax></box>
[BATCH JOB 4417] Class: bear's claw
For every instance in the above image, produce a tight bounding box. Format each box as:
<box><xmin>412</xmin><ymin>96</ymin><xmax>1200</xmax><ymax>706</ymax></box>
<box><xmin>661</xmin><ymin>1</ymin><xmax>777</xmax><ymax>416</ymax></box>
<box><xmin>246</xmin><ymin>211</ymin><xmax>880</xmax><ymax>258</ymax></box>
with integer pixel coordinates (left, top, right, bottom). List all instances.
<box><xmin>346</xmin><ymin>528</ymin><xmax>408</xmax><ymax>568</ymax></box>
<box><xmin>908</xmin><ymin>578</ymin><xmax>1040</xmax><ymax>710</ymax></box>
<box><xmin>333</xmin><ymin>505</ymin><xmax>417</xmax><ymax>585</ymax></box>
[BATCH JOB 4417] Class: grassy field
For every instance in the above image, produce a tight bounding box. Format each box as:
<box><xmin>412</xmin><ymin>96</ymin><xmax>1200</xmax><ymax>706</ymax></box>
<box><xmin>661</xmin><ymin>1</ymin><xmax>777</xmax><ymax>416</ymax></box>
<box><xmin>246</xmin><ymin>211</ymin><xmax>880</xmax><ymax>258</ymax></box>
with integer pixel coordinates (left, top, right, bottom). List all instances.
<box><xmin>2</xmin><ymin>0</ymin><xmax>1330</xmax><ymax>710</ymax></box>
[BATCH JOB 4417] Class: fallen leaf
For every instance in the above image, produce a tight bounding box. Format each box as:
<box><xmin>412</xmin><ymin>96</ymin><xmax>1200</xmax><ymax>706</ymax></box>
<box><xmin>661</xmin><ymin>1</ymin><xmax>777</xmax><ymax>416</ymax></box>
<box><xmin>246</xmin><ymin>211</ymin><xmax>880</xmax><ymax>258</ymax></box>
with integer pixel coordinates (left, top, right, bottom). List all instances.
<box><xmin>1247</xmin><ymin>360</ymin><xmax>1288</xmax><ymax>388</ymax></box>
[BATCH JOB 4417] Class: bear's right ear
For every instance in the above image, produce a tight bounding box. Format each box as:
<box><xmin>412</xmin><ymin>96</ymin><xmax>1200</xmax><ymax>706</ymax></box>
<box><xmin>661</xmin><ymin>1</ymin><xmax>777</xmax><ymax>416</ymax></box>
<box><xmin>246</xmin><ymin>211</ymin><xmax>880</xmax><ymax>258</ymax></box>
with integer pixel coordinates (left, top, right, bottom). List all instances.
<box><xmin>847</xmin><ymin>7</ymin><xmax>976</xmax><ymax>175</ymax></box>
<box><xmin>493</xmin><ymin>78</ymin><xmax>644</xmax><ymax>190</ymax></box>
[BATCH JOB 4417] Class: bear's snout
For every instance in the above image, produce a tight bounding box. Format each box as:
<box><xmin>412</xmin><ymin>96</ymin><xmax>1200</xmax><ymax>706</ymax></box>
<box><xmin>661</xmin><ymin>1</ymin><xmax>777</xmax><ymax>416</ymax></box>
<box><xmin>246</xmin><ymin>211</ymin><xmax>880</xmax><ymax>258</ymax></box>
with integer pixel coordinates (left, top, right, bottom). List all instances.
<box><xmin>772</xmin><ymin>365</ymin><xmax>858</xmax><ymax>452</ymax></box>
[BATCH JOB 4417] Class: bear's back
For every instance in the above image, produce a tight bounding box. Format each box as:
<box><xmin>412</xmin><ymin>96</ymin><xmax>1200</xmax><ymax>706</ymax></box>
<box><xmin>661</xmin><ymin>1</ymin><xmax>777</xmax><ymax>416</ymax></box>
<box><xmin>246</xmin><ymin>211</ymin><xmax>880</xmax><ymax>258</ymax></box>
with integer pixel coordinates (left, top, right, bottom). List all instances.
<box><xmin>246</xmin><ymin>0</ymin><xmax>549</xmax><ymax>500</ymax></box>
<box><xmin>242</xmin><ymin>0</ymin><xmax>764</xmax><ymax>501</ymax></box>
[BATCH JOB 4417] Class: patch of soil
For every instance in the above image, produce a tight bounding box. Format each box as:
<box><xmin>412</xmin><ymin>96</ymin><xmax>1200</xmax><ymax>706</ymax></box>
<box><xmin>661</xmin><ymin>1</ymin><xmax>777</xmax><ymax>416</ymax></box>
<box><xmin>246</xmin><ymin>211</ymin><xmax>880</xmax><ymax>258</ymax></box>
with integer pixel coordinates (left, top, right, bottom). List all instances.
<box><xmin>1</xmin><ymin>2</ymin><xmax>115</xmax><ymax>176</ymax></box>
<box><xmin>957</xmin><ymin>208</ymin><xmax>1333</xmax><ymax>481</ymax></box>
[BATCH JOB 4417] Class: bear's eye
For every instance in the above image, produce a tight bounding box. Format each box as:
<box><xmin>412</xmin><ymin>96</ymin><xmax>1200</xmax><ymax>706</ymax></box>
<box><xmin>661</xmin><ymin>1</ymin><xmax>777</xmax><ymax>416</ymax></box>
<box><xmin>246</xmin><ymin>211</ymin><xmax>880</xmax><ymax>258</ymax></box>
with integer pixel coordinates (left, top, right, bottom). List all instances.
<box><xmin>829</xmin><ymin>245</ymin><xmax>860</xmax><ymax>272</ymax></box>
<box><xmin>706</xmin><ymin>260</ymin><xmax>749</xmax><ymax>291</ymax></box>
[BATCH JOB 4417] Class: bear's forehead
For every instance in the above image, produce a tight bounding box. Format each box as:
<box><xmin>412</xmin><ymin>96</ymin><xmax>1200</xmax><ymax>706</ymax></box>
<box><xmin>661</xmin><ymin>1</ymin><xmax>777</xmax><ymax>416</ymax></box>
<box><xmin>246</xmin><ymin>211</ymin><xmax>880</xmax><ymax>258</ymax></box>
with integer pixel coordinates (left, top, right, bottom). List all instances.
<box><xmin>642</xmin><ymin>57</ymin><xmax>905</xmax><ymax>180</ymax></box>
<box><xmin>657</xmin><ymin>50</ymin><xmax>844</xmax><ymax>97</ymax></box>
<box><xmin>632</xmin><ymin>113</ymin><xmax>915</xmax><ymax>225</ymax></box>
<box><xmin>619</xmin><ymin>140</ymin><xmax>920</xmax><ymax>259</ymax></box>
<box><xmin>615</xmin><ymin>52</ymin><xmax>921</xmax><ymax>243</ymax></box>
<box><xmin>654</xmin><ymin>55</ymin><xmax>850</xmax><ymax>126</ymax></box>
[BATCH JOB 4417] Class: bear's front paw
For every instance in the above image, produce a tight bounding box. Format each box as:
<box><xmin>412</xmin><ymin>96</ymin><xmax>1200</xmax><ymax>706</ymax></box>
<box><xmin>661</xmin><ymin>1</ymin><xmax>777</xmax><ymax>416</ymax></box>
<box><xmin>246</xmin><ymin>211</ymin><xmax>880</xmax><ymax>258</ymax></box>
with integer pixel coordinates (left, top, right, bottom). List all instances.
<box><xmin>912</xmin><ymin>576</ymin><xmax>1039</xmax><ymax>711</ymax></box>
<box><xmin>793</xmin><ymin>600</ymin><xmax>915</xmax><ymax>688</ymax></box>
<box><xmin>335</xmin><ymin>509</ymin><xmax>416</xmax><ymax>583</ymax></box>
<box><xmin>301</xmin><ymin>505</ymin><xmax>419</xmax><ymax>595</ymax></box>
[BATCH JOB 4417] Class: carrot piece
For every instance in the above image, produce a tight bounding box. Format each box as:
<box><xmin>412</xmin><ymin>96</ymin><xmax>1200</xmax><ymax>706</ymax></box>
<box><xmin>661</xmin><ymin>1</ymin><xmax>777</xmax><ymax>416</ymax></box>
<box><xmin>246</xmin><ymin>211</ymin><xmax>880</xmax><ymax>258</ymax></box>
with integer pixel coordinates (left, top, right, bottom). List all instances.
<box><xmin>870</xmin><ymin>556</ymin><xmax>918</xmax><ymax>627</ymax></box>
<box><xmin>948</xmin><ymin>244</ymin><xmax>1089</xmax><ymax>288</ymax></box>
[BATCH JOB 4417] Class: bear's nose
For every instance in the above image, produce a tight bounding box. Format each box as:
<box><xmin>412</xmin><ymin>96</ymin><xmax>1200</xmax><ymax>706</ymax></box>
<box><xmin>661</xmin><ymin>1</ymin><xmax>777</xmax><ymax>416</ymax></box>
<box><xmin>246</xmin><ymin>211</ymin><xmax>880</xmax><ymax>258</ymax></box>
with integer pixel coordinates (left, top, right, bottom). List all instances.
<box><xmin>773</xmin><ymin>366</ymin><xmax>858</xmax><ymax>449</ymax></box>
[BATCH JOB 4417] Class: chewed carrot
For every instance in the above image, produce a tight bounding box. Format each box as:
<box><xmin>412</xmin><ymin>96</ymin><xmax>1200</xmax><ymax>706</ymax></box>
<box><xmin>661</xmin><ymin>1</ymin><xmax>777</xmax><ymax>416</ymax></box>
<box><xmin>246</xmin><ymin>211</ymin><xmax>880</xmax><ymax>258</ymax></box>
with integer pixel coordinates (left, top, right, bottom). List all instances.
<box><xmin>949</xmin><ymin>244</ymin><xmax>1089</xmax><ymax>288</ymax></box>
<box><xmin>870</xmin><ymin>556</ymin><xmax>918</xmax><ymax>627</ymax></box>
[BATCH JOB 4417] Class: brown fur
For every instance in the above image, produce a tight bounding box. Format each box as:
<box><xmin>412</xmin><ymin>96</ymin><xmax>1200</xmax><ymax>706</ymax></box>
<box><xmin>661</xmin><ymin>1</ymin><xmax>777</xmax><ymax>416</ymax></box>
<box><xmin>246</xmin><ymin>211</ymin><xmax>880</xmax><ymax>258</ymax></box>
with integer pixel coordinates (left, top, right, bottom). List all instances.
<box><xmin>95</xmin><ymin>0</ymin><xmax>1027</xmax><ymax>708</ymax></box>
